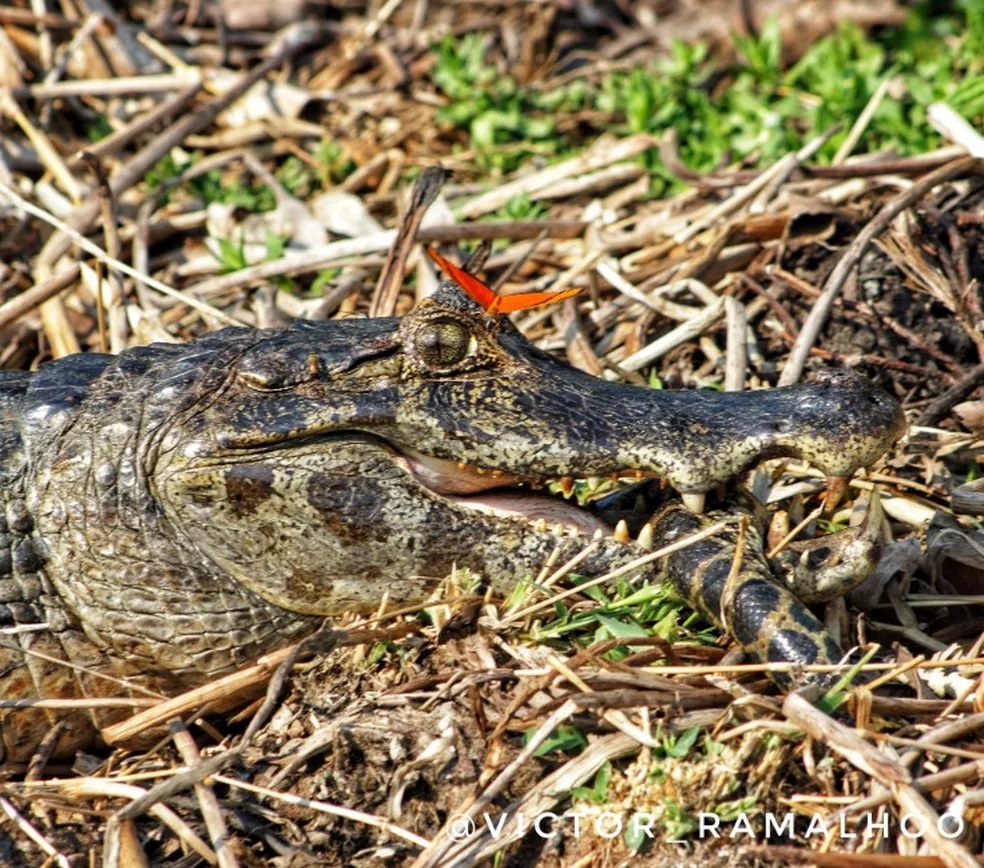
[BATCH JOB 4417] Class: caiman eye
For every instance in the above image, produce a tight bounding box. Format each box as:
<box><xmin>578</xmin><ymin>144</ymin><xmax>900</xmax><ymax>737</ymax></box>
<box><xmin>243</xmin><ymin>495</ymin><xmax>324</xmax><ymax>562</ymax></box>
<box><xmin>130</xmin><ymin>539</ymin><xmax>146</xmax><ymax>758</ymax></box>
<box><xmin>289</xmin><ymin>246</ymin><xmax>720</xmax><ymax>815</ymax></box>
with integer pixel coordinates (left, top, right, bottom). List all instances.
<box><xmin>413</xmin><ymin>318</ymin><xmax>473</xmax><ymax>367</ymax></box>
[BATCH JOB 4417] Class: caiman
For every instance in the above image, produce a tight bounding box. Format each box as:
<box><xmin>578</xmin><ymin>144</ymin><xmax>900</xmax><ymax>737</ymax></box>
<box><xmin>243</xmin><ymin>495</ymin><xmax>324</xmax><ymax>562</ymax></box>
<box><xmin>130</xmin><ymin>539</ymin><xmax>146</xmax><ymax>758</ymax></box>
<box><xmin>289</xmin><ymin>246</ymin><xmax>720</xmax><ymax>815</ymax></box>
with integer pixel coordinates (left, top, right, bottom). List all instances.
<box><xmin>0</xmin><ymin>279</ymin><xmax>904</xmax><ymax>761</ymax></box>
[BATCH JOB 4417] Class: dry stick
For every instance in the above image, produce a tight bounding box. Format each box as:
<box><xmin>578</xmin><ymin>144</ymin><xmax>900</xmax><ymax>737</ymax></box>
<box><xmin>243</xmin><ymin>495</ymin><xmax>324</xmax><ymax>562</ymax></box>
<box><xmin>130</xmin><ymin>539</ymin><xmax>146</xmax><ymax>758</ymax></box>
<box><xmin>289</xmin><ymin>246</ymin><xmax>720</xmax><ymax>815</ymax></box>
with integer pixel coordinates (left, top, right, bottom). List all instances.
<box><xmin>35</xmin><ymin>24</ymin><xmax>312</xmax><ymax>272</ymax></box>
<box><xmin>458</xmin><ymin>133</ymin><xmax>657</xmax><ymax>220</ymax></box>
<box><xmin>0</xmin><ymin>263</ymin><xmax>79</xmax><ymax>331</ymax></box>
<box><xmin>0</xmin><ymin>90</ymin><xmax>80</xmax><ymax>204</ymax></box>
<box><xmin>26</xmin><ymin>779</ymin><xmax>217</xmax><ymax>863</ymax></box>
<box><xmin>0</xmin><ymin>797</ymin><xmax>70</xmax><ymax>868</ymax></box>
<box><xmin>724</xmin><ymin>295</ymin><xmax>748</xmax><ymax>392</ymax></box>
<box><xmin>832</xmin><ymin>76</ymin><xmax>893</xmax><ymax>165</ymax></box>
<box><xmin>930</xmin><ymin>101</ymin><xmax>984</xmax><ymax>158</ymax></box>
<box><xmin>72</xmin><ymin>84</ymin><xmax>201</xmax><ymax>165</ymax></box>
<box><xmin>185</xmin><ymin>221</ymin><xmax>587</xmax><ymax>300</ymax></box>
<box><xmin>675</xmin><ymin>129</ymin><xmax>836</xmax><ymax>246</ymax></box>
<box><xmin>779</xmin><ymin>155</ymin><xmax>983</xmax><ymax>386</ymax></box>
<box><xmin>241</xmin><ymin>627</ymin><xmax>344</xmax><ymax>742</ymax></box>
<box><xmin>532</xmin><ymin>162</ymin><xmax>645</xmax><ymax>201</ymax></box>
<box><xmin>107</xmin><ymin>819</ymin><xmax>150</xmax><ymax>868</ymax></box>
<box><xmin>783</xmin><ymin>693</ymin><xmax>979</xmax><ymax>868</ymax></box>
<box><xmin>619</xmin><ymin>296</ymin><xmax>726</xmax><ymax>372</ymax></box>
<box><xmin>99</xmin><ymin>646</ymin><xmax>298</xmax><ymax>746</ymax></box>
<box><xmin>80</xmin><ymin>152</ymin><xmax>127</xmax><ymax>353</ymax></box>
<box><xmin>917</xmin><ymin>362</ymin><xmax>984</xmax><ymax>426</ymax></box>
<box><xmin>115</xmin><ymin>750</ymin><xmax>243</xmax><ymax>822</ymax></box>
<box><xmin>0</xmin><ymin>7</ymin><xmax>73</xmax><ymax>27</ymax></box>
<box><xmin>369</xmin><ymin>164</ymin><xmax>450</xmax><ymax>317</ymax></box>
<box><xmin>25</xmin><ymin>720</ymin><xmax>69</xmax><ymax>782</ymax></box>
<box><xmin>545</xmin><ymin>653</ymin><xmax>658</xmax><ymax>747</ymax></box>
<box><xmin>422</xmin><ymin>220</ymin><xmax>586</xmax><ymax>243</ymax></box>
<box><xmin>211</xmin><ymin>774</ymin><xmax>431</xmax><ymax>850</ymax></box>
<box><xmin>170</xmin><ymin>723</ymin><xmax>240</xmax><ymax>868</ymax></box>
<box><xmin>830</xmin><ymin>713</ymin><xmax>984</xmax><ymax>822</ymax></box>
<box><xmin>0</xmin><ymin>697</ymin><xmax>158</xmax><ymax>710</ymax></box>
<box><xmin>18</xmin><ymin>73</ymin><xmax>200</xmax><ymax>99</ymax></box>
<box><xmin>0</xmin><ymin>182</ymin><xmax>242</xmax><ymax>326</ymax></box>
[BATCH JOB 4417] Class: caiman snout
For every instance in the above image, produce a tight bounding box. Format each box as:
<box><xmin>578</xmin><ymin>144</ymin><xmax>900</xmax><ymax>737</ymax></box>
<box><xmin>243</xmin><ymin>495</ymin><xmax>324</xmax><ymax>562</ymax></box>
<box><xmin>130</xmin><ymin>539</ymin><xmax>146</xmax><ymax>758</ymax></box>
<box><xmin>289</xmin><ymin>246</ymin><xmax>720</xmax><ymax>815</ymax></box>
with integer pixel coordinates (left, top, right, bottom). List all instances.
<box><xmin>376</xmin><ymin>292</ymin><xmax>906</xmax><ymax>510</ymax></box>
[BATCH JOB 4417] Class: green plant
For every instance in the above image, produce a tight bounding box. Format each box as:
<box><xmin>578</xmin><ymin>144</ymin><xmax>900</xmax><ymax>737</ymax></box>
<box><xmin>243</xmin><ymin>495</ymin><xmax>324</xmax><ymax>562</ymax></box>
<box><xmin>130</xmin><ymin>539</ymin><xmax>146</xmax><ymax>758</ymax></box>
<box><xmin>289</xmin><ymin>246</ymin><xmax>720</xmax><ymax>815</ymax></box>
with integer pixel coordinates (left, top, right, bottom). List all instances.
<box><xmin>571</xmin><ymin>762</ymin><xmax>612</xmax><ymax>803</ymax></box>
<box><xmin>314</xmin><ymin>140</ymin><xmax>355</xmax><ymax>187</ymax></box>
<box><xmin>430</xmin><ymin>33</ymin><xmax>575</xmax><ymax>171</ymax></box>
<box><xmin>429</xmin><ymin>4</ymin><xmax>982</xmax><ymax>195</ymax></box>
<box><xmin>527</xmin><ymin>724</ymin><xmax>589</xmax><ymax>756</ymax></box>
<box><xmin>211</xmin><ymin>236</ymin><xmax>249</xmax><ymax>273</ymax></box>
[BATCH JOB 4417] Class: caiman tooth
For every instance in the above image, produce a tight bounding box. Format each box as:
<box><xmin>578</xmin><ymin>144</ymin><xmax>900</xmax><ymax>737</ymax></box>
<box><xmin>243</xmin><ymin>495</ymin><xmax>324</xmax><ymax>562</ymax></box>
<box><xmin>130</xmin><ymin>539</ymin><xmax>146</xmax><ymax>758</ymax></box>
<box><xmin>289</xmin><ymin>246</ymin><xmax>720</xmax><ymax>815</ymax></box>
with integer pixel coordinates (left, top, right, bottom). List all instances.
<box><xmin>637</xmin><ymin>522</ymin><xmax>654</xmax><ymax>551</ymax></box>
<box><xmin>586</xmin><ymin>475</ymin><xmax>602</xmax><ymax>491</ymax></box>
<box><xmin>682</xmin><ymin>492</ymin><xmax>706</xmax><ymax>514</ymax></box>
<box><xmin>533</xmin><ymin>518</ymin><xmax>548</xmax><ymax>533</ymax></box>
<box><xmin>613</xmin><ymin>519</ymin><xmax>631</xmax><ymax>543</ymax></box>
<box><xmin>767</xmin><ymin>510</ymin><xmax>790</xmax><ymax>551</ymax></box>
<box><xmin>552</xmin><ymin>522</ymin><xmax>567</xmax><ymax>536</ymax></box>
<box><xmin>824</xmin><ymin>475</ymin><xmax>848</xmax><ymax>511</ymax></box>
<box><xmin>559</xmin><ymin>476</ymin><xmax>575</xmax><ymax>497</ymax></box>
<box><xmin>592</xmin><ymin>528</ymin><xmax>605</xmax><ymax>541</ymax></box>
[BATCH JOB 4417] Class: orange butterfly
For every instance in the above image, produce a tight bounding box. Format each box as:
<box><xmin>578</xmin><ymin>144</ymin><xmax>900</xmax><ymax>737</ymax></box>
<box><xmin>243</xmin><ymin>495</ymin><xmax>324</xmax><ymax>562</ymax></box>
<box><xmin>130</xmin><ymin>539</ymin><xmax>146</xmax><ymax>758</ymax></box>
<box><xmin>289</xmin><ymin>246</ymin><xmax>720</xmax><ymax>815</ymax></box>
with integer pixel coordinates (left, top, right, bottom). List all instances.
<box><xmin>426</xmin><ymin>247</ymin><xmax>580</xmax><ymax>315</ymax></box>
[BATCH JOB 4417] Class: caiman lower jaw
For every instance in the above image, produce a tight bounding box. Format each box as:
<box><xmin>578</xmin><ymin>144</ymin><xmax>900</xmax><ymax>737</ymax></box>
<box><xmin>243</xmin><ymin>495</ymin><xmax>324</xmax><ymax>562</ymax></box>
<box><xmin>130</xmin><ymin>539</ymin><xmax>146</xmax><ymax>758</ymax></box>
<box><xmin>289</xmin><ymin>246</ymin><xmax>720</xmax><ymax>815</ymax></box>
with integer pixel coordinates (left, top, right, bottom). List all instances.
<box><xmin>399</xmin><ymin>448</ymin><xmax>652</xmax><ymax>542</ymax></box>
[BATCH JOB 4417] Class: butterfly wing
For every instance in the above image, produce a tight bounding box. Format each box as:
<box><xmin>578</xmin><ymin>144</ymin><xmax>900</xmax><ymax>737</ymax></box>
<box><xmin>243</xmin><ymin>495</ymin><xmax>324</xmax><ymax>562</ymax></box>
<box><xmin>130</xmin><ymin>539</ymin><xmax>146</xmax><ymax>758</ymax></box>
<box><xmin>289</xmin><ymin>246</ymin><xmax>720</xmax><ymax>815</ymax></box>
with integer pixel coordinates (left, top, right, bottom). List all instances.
<box><xmin>493</xmin><ymin>288</ymin><xmax>581</xmax><ymax>313</ymax></box>
<box><xmin>426</xmin><ymin>246</ymin><xmax>581</xmax><ymax>313</ymax></box>
<box><xmin>426</xmin><ymin>247</ymin><xmax>498</xmax><ymax>310</ymax></box>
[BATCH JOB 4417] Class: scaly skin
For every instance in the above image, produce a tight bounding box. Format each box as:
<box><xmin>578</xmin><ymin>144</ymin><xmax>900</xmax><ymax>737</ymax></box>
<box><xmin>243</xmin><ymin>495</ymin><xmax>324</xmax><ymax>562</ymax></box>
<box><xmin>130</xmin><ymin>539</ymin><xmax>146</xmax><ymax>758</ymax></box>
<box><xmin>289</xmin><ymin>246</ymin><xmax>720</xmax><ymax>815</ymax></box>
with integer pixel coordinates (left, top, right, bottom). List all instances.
<box><xmin>649</xmin><ymin>498</ymin><xmax>883</xmax><ymax>687</ymax></box>
<box><xmin>0</xmin><ymin>282</ymin><xmax>904</xmax><ymax>760</ymax></box>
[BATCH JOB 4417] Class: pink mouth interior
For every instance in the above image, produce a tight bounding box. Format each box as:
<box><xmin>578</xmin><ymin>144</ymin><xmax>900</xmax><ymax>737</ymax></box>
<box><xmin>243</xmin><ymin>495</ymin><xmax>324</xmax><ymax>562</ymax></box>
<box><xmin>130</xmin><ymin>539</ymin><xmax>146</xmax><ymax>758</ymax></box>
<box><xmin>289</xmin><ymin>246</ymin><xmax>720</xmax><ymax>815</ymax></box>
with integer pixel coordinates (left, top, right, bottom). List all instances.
<box><xmin>447</xmin><ymin>490</ymin><xmax>609</xmax><ymax>534</ymax></box>
<box><xmin>401</xmin><ymin>449</ymin><xmax>610</xmax><ymax>535</ymax></box>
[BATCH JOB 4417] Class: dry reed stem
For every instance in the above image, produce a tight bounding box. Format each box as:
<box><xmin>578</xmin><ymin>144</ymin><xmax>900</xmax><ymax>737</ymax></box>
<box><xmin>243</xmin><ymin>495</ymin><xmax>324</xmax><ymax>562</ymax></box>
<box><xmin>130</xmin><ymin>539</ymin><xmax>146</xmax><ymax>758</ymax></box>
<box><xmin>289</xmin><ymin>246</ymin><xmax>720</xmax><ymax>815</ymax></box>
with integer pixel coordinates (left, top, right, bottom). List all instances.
<box><xmin>0</xmin><ymin>796</ymin><xmax>70</xmax><ymax>867</ymax></box>
<box><xmin>784</xmin><ymin>693</ymin><xmax>979</xmax><ymax>868</ymax></box>
<box><xmin>210</xmin><ymin>774</ymin><xmax>431</xmax><ymax>849</ymax></box>
<box><xmin>170</xmin><ymin>724</ymin><xmax>239</xmax><ymax>868</ymax></box>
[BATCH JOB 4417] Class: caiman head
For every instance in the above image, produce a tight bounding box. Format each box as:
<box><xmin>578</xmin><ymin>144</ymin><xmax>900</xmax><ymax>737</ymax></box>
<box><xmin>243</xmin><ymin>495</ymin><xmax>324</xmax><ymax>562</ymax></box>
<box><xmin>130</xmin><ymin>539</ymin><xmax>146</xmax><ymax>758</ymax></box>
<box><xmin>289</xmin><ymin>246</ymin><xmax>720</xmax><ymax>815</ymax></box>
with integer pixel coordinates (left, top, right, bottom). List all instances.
<box><xmin>140</xmin><ymin>281</ymin><xmax>903</xmax><ymax>617</ymax></box>
<box><xmin>23</xmin><ymin>278</ymin><xmax>903</xmax><ymax>680</ymax></box>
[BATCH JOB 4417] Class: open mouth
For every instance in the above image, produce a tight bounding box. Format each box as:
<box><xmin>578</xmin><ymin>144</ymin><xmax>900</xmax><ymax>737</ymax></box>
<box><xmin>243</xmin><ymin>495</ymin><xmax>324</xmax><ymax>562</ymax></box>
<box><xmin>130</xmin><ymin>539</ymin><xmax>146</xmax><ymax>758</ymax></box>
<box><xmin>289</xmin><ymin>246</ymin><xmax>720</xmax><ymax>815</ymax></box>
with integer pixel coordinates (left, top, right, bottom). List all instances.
<box><xmin>400</xmin><ymin>447</ymin><xmax>665</xmax><ymax>545</ymax></box>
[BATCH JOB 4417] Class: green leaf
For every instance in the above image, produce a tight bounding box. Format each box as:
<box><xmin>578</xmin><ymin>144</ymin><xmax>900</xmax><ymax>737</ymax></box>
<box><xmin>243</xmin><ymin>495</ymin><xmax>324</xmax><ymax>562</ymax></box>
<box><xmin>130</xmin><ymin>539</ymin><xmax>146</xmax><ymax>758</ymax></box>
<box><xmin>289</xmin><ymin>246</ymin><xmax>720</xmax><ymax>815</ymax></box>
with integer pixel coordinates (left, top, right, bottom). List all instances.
<box><xmin>664</xmin><ymin>725</ymin><xmax>701</xmax><ymax>759</ymax></box>
<box><xmin>528</xmin><ymin>724</ymin><xmax>588</xmax><ymax>757</ymax></box>
<box><xmin>572</xmin><ymin>762</ymin><xmax>612</xmax><ymax>803</ymax></box>
<box><xmin>595</xmin><ymin>615</ymin><xmax>649</xmax><ymax>641</ymax></box>
<box><xmin>212</xmin><ymin>237</ymin><xmax>248</xmax><ymax>273</ymax></box>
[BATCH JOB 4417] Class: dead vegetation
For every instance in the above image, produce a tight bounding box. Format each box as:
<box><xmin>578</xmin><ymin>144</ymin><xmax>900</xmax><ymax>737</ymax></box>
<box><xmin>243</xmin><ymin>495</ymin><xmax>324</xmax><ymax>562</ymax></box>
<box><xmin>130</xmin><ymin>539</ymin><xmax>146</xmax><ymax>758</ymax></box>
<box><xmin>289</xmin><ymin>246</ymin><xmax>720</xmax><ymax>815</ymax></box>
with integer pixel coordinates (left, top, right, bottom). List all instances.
<box><xmin>2</xmin><ymin>1</ymin><xmax>984</xmax><ymax>866</ymax></box>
